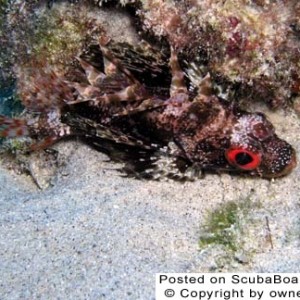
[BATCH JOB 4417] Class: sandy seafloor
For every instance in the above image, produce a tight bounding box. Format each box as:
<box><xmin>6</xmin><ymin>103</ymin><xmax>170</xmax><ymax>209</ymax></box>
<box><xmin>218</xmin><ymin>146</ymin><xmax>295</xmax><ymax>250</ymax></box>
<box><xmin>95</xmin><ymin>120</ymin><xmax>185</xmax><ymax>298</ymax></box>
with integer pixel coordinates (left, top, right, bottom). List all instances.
<box><xmin>0</xmin><ymin>106</ymin><xmax>300</xmax><ymax>299</ymax></box>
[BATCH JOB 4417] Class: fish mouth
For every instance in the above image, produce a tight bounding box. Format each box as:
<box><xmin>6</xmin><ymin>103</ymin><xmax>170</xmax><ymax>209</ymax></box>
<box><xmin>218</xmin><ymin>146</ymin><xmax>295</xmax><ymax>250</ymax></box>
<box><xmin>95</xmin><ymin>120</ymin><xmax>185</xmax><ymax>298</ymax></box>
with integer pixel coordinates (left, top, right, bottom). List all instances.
<box><xmin>265</xmin><ymin>148</ymin><xmax>297</xmax><ymax>178</ymax></box>
<box><xmin>258</xmin><ymin>143</ymin><xmax>297</xmax><ymax>178</ymax></box>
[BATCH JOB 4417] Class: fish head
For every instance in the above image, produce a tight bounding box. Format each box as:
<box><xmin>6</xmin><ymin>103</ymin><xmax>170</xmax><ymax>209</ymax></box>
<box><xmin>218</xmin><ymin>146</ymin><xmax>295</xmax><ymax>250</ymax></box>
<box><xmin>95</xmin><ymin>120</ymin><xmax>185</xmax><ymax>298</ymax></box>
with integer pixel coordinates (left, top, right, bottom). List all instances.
<box><xmin>225</xmin><ymin>112</ymin><xmax>296</xmax><ymax>178</ymax></box>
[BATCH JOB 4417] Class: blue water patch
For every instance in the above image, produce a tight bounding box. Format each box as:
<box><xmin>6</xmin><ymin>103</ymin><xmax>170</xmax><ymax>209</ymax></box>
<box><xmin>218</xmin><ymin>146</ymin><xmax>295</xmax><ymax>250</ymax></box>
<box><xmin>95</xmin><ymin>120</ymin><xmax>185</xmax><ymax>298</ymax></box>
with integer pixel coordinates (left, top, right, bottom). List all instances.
<box><xmin>0</xmin><ymin>82</ymin><xmax>24</xmax><ymax>117</ymax></box>
<box><xmin>0</xmin><ymin>83</ymin><xmax>25</xmax><ymax>143</ymax></box>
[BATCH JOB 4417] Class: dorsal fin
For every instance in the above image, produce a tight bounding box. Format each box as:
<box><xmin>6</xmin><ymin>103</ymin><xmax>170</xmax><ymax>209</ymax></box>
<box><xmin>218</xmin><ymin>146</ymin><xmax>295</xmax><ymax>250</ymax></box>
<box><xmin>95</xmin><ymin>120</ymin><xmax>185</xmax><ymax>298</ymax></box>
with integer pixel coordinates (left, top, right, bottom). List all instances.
<box><xmin>169</xmin><ymin>47</ymin><xmax>188</xmax><ymax>97</ymax></box>
<box><xmin>76</xmin><ymin>57</ymin><xmax>106</xmax><ymax>87</ymax></box>
<box><xmin>198</xmin><ymin>73</ymin><xmax>213</xmax><ymax>96</ymax></box>
<box><xmin>17</xmin><ymin>68</ymin><xmax>74</xmax><ymax>112</ymax></box>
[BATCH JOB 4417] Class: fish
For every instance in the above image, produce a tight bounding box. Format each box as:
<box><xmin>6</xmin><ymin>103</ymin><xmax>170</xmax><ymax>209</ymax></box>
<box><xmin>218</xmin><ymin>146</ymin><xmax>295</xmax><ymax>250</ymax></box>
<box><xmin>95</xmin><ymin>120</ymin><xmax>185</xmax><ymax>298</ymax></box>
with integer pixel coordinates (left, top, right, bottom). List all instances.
<box><xmin>0</xmin><ymin>38</ymin><xmax>297</xmax><ymax>179</ymax></box>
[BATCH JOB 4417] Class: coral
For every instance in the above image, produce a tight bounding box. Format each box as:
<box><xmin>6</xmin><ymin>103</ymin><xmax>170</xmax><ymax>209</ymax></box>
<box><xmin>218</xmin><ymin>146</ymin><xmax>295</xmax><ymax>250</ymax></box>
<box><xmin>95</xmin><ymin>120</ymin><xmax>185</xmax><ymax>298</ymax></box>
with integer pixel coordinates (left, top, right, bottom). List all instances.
<box><xmin>14</xmin><ymin>4</ymin><xmax>104</xmax><ymax>76</ymax></box>
<box><xmin>0</xmin><ymin>0</ymin><xmax>109</xmax><ymax>122</ymax></box>
<box><xmin>137</xmin><ymin>0</ymin><xmax>300</xmax><ymax>109</ymax></box>
<box><xmin>3</xmin><ymin>0</ymin><xmax>300</xmax><ymax>110</ymax></box>
<box><xmin>0</xmin><ymin>0</ymin><xmax>15</xmax><ymax>87</ymax></box>
<box><xmin>0</xmin><ymin>0</ymin><xmax>8</xmax><ymax>26</ymax></box>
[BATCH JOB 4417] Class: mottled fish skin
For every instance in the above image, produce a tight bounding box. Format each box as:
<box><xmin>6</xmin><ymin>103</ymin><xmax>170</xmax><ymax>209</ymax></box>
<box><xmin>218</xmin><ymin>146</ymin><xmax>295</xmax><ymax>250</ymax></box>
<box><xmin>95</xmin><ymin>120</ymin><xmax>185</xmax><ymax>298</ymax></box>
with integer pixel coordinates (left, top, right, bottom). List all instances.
<box><xmin>0</xmin><ymin>40</ymin><xmax>297</xmax><ymax>178</ymax></box>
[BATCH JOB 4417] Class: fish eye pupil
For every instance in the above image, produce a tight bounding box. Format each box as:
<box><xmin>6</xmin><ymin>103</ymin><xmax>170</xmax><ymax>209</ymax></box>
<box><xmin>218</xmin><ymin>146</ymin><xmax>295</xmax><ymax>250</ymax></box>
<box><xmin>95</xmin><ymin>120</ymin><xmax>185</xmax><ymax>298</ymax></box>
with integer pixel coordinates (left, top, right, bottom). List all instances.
<box><xmin>226</xmin><ymin>148</ymin><xmax>261</xmax><ymax>170</ymax></box>
<box><xmin>235</xmin><ymin>152</ymin><xmax>253</xmax><ymax>166</ymax></box>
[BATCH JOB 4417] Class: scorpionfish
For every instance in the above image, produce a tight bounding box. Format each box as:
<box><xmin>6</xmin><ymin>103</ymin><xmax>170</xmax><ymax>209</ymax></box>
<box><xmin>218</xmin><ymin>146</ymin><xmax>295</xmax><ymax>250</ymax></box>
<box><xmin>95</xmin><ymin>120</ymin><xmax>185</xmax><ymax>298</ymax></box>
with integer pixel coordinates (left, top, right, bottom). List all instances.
<box><xmin>0</xmin><ymin>38</ymin><xmax>297</xmax><ymax>179</ymax></box>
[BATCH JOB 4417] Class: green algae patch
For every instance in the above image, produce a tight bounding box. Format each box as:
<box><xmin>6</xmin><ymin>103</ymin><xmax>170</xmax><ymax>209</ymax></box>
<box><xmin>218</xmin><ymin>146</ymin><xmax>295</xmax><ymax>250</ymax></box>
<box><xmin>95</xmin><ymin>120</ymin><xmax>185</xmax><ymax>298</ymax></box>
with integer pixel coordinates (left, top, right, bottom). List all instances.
<box><xmin>198</xmin><ymin>195</ymin><xmax>266</xmax><ymax>269</ymax></box>
<box><xmin>31</xmin><ymin>9</ymin><xmax>88</xmax><ymax>68</ymax></box>
<box><xmin>199</xmin><ymin>201</ymin><xmax>240</xmax><ymax>252</ymax></box>
<box><xmin>22</xmin><ymin>8</ymin><xmax>99</xmax><ymax>75</ymax></box>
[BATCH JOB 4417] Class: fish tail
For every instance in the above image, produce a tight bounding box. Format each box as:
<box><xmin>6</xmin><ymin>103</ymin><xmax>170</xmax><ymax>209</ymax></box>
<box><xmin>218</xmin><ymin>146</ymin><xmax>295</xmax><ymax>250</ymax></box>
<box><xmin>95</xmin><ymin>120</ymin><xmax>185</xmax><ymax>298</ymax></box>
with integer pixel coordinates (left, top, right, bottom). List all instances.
<box><xmin>29</xmin><ymin>136</ymin><xmax>59</xmax><ymax>151</ymax></box>
<box><xmin>17</xmin><ymin>68</ymin><xmax>75</xmax><ymax>111</ymax></box>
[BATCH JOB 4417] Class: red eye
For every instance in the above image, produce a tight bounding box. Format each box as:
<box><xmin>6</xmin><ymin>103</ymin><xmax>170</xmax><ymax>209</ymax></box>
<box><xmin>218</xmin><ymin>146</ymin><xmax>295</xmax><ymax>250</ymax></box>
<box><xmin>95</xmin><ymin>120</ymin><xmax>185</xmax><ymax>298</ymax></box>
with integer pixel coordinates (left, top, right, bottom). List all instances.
<box><xmin>225</xmin><ymin>148</ymin><xmax>261</xmax><ymax>170</ymax></box>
